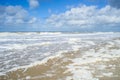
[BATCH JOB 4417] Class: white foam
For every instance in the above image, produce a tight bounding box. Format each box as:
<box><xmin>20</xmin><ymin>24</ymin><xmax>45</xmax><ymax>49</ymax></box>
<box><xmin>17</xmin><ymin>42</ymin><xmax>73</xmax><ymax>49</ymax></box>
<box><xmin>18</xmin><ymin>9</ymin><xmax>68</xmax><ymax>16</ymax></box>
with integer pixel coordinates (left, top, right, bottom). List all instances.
<box><xmin>0</xmin><ymin>32</ymin><xmax>16</xmax><ymax>37</ymax></box>
<box><xmin>115</xmin><ymin>40</ymin><xmax>120</xmax><ymax>44</ymax></box>
<box><xmin>0</xmin><ymin>44</ymin><xmax>28</xmax><ymax>52</ymax></box>
<box><xmin>66</xmin><ymin>69</ymin><xmax>98</xmax><ymax>80</ymax></box>
<box><xmin>40</xmin><ymin>32</ymin><xmax>62</xmax><ymax>35</ymax></box>
<box><xmin>66</xmin><ymin>40</ymin><xmax>120</xmax><ymax>80</ymax></box>
<box><xmin>97</xmin><ymin>65</ymin><xmax>107</xmax><ymax>70</ymax></box>
<box><xmin>72</xmin><ymin>45</ymin><xmax>81</xmax><ymax>51</ymax></box>
<box><xmin>68</xmin><ymin>38</ymin><xmax>81</xmax><ymax>44</ymax></box>
<box><xmin>2</xmin><ymin>50</ymin><xmax>69</xmax><ymax>75</ymax></box>
<box><xmin>0</xmin><ymin>32</ymin><xmax>120</xmax><ymax>78</ymax></box>
<box><xmin>86</xmin><ymin>41</ymin><xmax>95</xmax><ymax>45</ymax></box>
<box><xmin>72</xmin><ymin>58</ymin><xmax>101</xmax><ymax>65</ymax></box>
<box><xmin>26</xmin><ymin>76</ymin><xmax>31</xmax><ymax>80</ymax></box>
<box><xmin>102</xmin><ymin>72</ymin><xmax>113</xmax><ymax>77</ymax></box>
<box><xmin>0</xmin><ymin>41</ymin><xmax>52</xmax><ymax>52</ymax></box>
<box><xmin>39</xmin><ymin>42</ymin><xmax>52</xmax><ymax>46</ymax></box>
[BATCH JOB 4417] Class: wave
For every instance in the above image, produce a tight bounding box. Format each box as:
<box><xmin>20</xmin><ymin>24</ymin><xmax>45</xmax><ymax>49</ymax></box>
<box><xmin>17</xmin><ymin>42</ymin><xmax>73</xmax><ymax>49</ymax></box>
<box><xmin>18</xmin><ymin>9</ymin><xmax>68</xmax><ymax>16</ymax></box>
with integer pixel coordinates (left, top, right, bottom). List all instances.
<box><xmin>0</xmin><ymin>32</ymin><xmax>120</xmax><ymax>79</ymax></box>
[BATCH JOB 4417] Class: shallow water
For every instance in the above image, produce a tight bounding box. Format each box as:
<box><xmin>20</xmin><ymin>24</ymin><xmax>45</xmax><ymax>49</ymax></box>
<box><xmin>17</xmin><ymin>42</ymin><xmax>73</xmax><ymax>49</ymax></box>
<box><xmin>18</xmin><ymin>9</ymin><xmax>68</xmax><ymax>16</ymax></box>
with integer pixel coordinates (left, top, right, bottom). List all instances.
<box><xmin>0</xmin><ymin>32</ymin><xmax>120</xmax><ymax>80</ymax></box>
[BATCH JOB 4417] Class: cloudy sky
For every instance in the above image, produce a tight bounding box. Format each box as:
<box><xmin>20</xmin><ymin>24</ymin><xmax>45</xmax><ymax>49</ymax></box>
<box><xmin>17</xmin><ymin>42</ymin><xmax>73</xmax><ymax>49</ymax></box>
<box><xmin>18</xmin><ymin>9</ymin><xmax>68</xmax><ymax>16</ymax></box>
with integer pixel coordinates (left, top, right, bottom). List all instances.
<box><xmin>0</xmin><ymin>0</ymin><xmax>120</xmax><ymax>32</ymax></box>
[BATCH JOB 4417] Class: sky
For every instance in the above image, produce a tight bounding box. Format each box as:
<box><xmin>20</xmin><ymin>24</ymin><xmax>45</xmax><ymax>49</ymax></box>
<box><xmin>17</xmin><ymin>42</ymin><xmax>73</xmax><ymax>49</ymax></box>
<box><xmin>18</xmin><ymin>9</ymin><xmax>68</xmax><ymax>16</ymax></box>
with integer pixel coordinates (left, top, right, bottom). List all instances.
<box><xmin>0</xmin><ymin>0</ymin><xmax>120</xmax><ymax>32</ymax></box>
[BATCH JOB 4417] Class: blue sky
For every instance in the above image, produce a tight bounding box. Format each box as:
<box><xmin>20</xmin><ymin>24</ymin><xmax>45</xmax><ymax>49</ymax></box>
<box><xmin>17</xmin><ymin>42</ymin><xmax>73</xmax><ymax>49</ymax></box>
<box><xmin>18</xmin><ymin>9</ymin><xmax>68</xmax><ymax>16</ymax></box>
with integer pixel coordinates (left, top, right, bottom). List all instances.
<box><xmin>0</xmin><ymin>0</ymin><xmax>120</xmax><ymax>32</ymax></box>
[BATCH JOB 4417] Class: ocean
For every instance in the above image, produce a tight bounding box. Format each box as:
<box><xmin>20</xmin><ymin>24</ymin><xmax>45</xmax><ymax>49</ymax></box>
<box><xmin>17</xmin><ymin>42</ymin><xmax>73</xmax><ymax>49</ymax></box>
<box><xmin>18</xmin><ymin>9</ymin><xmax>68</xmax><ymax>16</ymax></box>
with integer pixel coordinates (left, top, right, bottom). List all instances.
<box><xmin>0</xmin><ymin>32</ymin><xmax>120</xmax><ymax>80</ymax></box>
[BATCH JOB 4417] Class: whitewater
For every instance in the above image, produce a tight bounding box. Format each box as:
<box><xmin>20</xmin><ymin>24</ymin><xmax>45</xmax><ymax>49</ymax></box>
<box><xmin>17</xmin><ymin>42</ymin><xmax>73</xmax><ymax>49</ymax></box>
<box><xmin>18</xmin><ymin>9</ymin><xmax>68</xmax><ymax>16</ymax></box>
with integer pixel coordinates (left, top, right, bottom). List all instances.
<box><xmin>0</xmin><ymin>32</ymin><xmax>120</xmax><ymax>80</ymax></box>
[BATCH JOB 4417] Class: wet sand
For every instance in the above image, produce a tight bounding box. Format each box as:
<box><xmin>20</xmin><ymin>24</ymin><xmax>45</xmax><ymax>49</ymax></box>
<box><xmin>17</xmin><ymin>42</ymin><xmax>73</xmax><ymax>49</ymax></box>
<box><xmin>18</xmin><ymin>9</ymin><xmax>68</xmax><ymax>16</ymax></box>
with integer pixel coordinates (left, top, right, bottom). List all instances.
<box><xmin>0</xmin><ymin>50</ymin><xmax>120</xmax><ymax>80</ymax></box>
<box><xmin>0</xmin><ymin>52</ymin><xmax>75</xmax><ymax>80</ymax></box>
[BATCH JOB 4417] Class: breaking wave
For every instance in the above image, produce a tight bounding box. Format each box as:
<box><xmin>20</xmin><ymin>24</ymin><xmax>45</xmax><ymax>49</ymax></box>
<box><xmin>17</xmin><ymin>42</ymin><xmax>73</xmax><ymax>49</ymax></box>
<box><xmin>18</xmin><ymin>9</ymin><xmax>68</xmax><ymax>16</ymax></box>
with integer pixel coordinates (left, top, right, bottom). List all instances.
<box><xmin>0</xmin><ymin>32</ymin><xmax>120</xmax><ymax>80</ymax></box>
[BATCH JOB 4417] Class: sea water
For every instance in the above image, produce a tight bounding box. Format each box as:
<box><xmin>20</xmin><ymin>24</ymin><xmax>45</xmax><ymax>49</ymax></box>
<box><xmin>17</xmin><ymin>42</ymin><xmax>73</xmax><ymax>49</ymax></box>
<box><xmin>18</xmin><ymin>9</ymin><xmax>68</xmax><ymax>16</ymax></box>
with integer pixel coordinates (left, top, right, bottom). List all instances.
<box><xmin>0</xmin><ymin>32</ymin><xmax>120</xmax><ymax>80</ymax></box>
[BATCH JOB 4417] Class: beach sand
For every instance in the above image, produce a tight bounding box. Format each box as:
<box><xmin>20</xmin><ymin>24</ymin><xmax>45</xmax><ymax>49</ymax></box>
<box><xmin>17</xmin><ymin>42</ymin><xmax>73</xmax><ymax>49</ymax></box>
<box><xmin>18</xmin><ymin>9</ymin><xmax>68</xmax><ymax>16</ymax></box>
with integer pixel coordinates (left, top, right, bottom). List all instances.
<box><xmin>0</xmin><ymin>50</ymin><xmax>120</xmax><ymax>80</ymax></box>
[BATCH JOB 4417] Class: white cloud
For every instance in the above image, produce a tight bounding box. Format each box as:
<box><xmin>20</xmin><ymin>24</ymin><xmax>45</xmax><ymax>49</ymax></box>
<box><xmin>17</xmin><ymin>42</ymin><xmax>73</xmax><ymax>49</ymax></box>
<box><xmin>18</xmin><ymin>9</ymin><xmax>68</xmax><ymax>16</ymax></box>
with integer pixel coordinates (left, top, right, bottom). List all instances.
<box><xmin>1</xmin><ymin>4</ymin><xmax>120</xmax><ymax>31</ymax></box>
<box><xmin>46</xmin><ymin>5</ymin><xmax>120</xmax><ymax>28</ymax></box>
<box><xmin>29</xmin><ymin>0</ymin><xmax>39</xmax><ymax>9</ymax></box>
<box><xmin>6</xmin><ymin>6</ymin><xmax>28</xmax><ymax>19</ymax></box>
<box><xmin>0</xmin><ymin>5</ymin><xmax>39</xmax><ymax>26</ymax></box>
<box><xmin>28</xmin><ymin>17</ymin><xmax>37</xmax><ymax>23</ymax></box>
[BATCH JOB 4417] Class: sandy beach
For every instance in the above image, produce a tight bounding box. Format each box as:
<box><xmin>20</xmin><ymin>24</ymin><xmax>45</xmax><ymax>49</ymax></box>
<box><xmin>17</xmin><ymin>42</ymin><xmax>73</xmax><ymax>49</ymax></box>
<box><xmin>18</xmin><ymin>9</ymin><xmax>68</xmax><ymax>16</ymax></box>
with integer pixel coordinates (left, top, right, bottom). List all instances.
<box><xmin>0</xmin><ymin>32</ymin><xmax>120</xmax><ymax>80</ymax></box>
